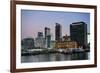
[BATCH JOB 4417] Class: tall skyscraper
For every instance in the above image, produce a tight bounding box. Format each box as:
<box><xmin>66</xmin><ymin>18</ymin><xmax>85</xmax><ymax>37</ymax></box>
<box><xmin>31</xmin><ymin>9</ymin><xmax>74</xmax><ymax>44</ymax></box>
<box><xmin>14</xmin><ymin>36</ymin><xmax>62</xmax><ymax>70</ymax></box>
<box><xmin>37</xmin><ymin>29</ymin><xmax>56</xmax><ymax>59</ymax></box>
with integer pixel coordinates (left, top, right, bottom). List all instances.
<box><xmin>55</xmin><ymin>23</ymin><xmax>62</xmax><ymax>41</ymax></box>
<box><xmin>45</xmin><ymin>27</ymin><xmax>51</xmax><ymax>48</ymax></box>
<box><xmin>45</xmin><ymin>27</ymin><xmax>50</xmax><ymax>39</ymax></box>
<box><xmin>70</xmin><ymin>22</ymin><xmax>87</xmax><ymax>48</ymax></box>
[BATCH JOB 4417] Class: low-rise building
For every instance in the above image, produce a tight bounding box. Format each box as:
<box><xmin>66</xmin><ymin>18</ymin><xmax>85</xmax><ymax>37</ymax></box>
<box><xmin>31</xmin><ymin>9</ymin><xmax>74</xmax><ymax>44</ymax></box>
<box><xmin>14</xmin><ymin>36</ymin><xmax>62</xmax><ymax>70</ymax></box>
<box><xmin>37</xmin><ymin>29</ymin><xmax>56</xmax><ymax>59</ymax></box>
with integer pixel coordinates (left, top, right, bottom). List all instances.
<box><xmin>55</xmin><ymin>41</ymin><xmax>78</xmax><ymax>49</ymax></box>
<box><xmin>55</xmin><ymin>34</ymin><xmax>78</xmax><ymax>49</ymax></box>
<box><xmin>21</xmin><ymin>38</ymin><xmax>35</xmax><ymax>49</ymax></box>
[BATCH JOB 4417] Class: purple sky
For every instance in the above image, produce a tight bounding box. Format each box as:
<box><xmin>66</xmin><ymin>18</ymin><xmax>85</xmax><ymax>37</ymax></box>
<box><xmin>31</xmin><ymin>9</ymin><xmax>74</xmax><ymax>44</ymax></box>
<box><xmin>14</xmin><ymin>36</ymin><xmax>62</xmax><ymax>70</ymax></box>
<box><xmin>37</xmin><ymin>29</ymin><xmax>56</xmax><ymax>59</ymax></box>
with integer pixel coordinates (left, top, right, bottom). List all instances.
<box><xmin>21</xmin><ymin>10</ymin><xmax>90</xmax><ymax>40</ymax></box>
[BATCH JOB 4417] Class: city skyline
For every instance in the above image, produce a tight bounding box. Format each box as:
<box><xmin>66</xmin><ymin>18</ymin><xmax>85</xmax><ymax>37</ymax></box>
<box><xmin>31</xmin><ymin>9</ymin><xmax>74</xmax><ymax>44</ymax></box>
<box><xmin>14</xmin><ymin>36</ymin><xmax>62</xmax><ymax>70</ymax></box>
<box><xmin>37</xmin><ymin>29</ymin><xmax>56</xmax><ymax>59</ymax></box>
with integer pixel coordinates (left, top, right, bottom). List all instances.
<box><xmin>21</xmin><ymin>10</ymin><xmax>90</xmax><ymax>40</ymax></box>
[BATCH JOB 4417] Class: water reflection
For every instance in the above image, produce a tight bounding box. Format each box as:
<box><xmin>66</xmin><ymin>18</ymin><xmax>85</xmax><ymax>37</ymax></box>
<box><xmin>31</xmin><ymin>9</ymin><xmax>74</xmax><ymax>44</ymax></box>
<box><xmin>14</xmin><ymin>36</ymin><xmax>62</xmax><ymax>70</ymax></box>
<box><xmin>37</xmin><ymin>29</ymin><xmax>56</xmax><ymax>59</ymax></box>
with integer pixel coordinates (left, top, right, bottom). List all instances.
<box><xmin>21</xmin><ymin>52</ymin><xmax>89</xmax><ymax>63</ymax></box>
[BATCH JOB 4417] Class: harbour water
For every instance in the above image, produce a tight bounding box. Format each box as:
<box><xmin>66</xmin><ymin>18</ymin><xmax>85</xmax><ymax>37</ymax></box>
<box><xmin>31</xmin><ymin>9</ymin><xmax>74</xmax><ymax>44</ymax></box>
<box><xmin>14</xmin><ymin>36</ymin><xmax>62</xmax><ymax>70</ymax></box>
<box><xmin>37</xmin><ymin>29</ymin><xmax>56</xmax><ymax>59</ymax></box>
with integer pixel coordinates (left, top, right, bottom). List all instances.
<box><xmin>21</xmin><ymin>52</ymin><xmax>89</xmax><ymax>63</ymax></box>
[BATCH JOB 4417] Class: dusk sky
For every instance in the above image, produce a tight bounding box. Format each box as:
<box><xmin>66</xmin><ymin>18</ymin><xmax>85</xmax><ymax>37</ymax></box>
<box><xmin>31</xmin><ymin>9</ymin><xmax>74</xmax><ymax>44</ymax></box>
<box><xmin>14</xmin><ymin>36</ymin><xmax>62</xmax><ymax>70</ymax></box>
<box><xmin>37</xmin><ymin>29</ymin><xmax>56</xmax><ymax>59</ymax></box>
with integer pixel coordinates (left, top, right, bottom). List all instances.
<box><xmin>21</xmin><ymin>10</ymin><xmax>90</xmax><ymax>40</ymax></box>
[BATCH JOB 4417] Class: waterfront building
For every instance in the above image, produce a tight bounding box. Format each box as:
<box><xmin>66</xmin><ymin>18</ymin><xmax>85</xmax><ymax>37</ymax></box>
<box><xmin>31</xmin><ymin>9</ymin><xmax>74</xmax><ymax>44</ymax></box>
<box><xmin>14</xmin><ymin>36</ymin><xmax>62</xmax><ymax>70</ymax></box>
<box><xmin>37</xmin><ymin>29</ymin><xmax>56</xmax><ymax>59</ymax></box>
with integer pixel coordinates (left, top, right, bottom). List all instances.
<box><xmin>50</xmin><ymin>40</ymin><xmax>56</xmax><ymax>49</ymax></box>
<box><xmin>55</xmin><ymin>23</ymin><xmax>62</xmax><ymax>41</ymax></box>
<box><xmin>55</xmin><ymin>34</ymin><xmax>78</xmax><ymax>49</ymax></box>
<box><xmin>21</xmin><ymin>38</ymin><xmax>34</xmax><ymax>49</ymax></box>
<box><xmin>70</xmin><ymin>22</ymin><xmax>87</xmax><ymax>48</ymax></box>
<box><xmin>45</xmin><ymin>27</ymin><xmax>51</xmax><ymax>48</ymax></box>
<box><xmin>55</xmin><ymin>41</ymin><xmax>78</xmax><ymax>49</ymax></box>
<box><xmin>34</xmin><ymin>32</ymin><xmax>45</xmax><ymax>48</ymax></box>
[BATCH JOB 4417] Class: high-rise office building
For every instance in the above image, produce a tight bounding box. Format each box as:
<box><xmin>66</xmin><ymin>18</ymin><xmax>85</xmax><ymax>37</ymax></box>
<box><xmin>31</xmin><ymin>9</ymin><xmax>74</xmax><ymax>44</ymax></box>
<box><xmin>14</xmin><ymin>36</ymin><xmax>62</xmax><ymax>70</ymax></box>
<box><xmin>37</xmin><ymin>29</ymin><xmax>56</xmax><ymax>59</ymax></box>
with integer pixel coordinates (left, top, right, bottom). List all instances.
<box><xmin>45</xmin><ymin>27</ymin><xmax>51</xmax><ymax>48</ymax></box>
<box><xmin>45</xmin><ymin>27</ymin><xmax>50</xmax><ymax>38</ymax></box>
<box><xmin>70</xmin><ymin>22</ymin><xmax>87</xmax><ymax>48</ymax></box>
<box><xmin>34</xmin><ymin>32</ymin><xmax>45</xmax><ymax>48</ymax></box>
<box><xmin>55</xmin><ymin>23</ymin><xmax>62</xmax><ymax>41</ymax></box>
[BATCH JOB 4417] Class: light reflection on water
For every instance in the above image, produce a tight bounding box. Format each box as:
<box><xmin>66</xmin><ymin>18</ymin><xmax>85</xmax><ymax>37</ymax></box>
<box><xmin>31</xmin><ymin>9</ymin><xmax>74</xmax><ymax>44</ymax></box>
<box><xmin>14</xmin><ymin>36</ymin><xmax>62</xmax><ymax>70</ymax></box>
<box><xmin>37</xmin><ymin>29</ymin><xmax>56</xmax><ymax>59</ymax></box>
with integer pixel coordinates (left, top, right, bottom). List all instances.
<box><xmin>21</xmin><ymin>52</ymin><xmax>90</xmax><ymax>63</ymax></box>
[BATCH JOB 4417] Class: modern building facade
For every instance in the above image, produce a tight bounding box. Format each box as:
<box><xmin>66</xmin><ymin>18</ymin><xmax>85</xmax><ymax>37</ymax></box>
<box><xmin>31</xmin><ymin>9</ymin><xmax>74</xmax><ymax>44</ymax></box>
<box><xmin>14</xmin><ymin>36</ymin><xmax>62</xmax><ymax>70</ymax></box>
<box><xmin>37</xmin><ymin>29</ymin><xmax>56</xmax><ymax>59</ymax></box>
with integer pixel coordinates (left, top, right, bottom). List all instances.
<box><xmin>38</xmin><ymin>32</ymin><xmax>43</xmax><ymax>37</ymax></box>
<box><xmin>55</xmin><ymin>23</ymin><xmax>62</xmax><ymax>41</ymax></box>
<box><xmin>45</xmin><ymin>27</ymin><xmax>51</xmax><ymax>48</ymax></box>
<box><xmin>70</xmin><ymin>22</ymin><xmax>87</xmax><ymax>48</ymax></box>
<box><xmin>50</xmin><ymin>40</ymin><xmax>55</xmax><ymax>49</ymax></box>
<box><xmin>21</xmin><ymin>38</ymin><xmax>34</xmax><ymax>49</ymax></box>
<box><xmin>45</xmin><ymin>27</ymin><xmax>50</xmax><ymax>38</ymax></box>
<box><xmin>34</xmin><ymin>32</ymin><xmax>45</xmax><ymax>48</ymax></box>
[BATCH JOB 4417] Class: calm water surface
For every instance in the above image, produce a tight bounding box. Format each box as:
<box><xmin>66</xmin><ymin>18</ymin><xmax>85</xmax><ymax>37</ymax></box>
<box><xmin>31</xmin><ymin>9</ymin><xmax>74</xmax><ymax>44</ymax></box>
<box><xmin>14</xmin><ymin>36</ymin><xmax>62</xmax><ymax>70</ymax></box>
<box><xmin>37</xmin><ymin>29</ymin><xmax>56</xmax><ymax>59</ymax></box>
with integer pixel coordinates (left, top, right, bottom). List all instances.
<box><xmin>21</xmin><ymin>52</ymin><xmax>89</xmax><ymax>63</ymax></box>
